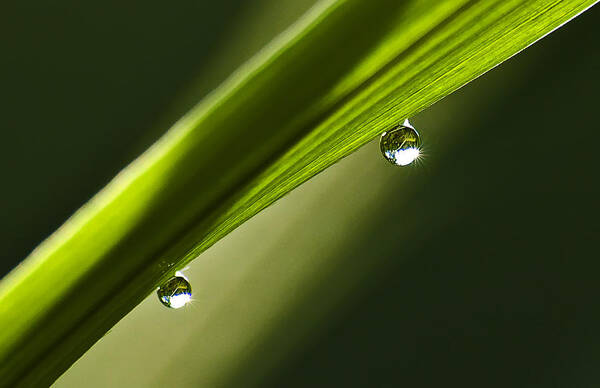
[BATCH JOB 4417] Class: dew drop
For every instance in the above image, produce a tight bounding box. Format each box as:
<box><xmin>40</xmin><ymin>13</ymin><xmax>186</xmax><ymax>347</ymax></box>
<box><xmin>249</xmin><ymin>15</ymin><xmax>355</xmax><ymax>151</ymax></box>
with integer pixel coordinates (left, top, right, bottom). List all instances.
<box><xmin>157</xmin><ymin>275</ymin><xmax>192</xmax><ymax>309</ymax></box>
<box><xmin>380</xmin><ymin>119</ymin><xmax>422</xmax><ymax>166</ymax></box>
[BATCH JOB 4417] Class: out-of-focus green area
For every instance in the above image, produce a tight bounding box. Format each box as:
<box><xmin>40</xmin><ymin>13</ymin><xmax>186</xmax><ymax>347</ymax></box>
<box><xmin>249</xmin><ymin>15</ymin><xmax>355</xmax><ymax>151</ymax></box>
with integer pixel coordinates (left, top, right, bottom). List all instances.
<box><xmin>53</xmin><ymin>3</ymin><xmax>600</xmax><ymax>388</ymax></box>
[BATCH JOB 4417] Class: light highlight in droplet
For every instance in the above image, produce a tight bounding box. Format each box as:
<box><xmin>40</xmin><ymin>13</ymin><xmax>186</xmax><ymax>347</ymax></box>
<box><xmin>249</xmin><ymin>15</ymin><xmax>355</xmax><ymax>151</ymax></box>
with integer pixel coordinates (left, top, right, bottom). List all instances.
<box><xmin>157</xmin><ymin>275</ymin><xmax>192</xmax><ymax>309</ymax></box>
<box><xmin>380</xmin><ymin>119</ymin><xmax>422</xmax><ymax>166</ymax></box>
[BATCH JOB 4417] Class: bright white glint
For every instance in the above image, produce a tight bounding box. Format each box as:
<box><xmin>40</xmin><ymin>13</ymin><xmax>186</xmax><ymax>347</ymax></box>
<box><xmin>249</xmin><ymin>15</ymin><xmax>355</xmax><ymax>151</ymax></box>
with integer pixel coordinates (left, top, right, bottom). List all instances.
<box><xmin>169</xmin><ymin>293</ymin><xmax>192</xmax><ymax>309</ymax></box>
<box><xmin>402</xmin><ymin>118</ymin><xmax>414</xmax><ymax>129</ymax></box>
<box><xmin>388</xmin><ymin>147</ymin><xmax>420</xmax><ymax>166</ymax></box>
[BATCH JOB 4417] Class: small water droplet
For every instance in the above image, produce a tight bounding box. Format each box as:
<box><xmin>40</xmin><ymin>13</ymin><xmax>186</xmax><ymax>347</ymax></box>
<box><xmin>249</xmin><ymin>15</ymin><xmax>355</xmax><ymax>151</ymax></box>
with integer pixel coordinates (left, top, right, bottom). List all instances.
<box><xmin>380</xmin><ymin>119</ymin><xmax>422</xmax><ymax>166</ymax></box>
<box><xmin>157</xmin><ymin>275</ymin><xmax>192</xmax><ymax>309</ymax></box>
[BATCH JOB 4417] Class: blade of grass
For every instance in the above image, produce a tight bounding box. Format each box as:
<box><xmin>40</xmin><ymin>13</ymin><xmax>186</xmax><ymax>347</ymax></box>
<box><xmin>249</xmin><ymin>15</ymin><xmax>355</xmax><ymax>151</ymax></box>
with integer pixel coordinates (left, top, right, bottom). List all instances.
<box><xmin>0</xmin><ymin>0</ymin><xmax>595</xmax><ymax>385</ymax></box>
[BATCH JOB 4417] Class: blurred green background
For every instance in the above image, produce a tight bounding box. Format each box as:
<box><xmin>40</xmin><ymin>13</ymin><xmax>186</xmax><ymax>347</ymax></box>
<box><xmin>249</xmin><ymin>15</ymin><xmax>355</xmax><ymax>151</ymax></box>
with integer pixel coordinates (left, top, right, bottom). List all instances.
<box><xmin>2</xmin><ymin>1</ymin><xmax>600</xmax><ymax>387</ymax></box>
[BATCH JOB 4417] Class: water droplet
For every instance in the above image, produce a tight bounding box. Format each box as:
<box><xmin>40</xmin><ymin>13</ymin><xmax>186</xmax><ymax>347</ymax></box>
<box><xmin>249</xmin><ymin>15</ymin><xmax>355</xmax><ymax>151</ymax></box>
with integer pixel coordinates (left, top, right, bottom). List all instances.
<box><xmin>380</xmin><ymin>119</ymin><xmax>421</xmax><ymax>166</ymax></box>
<box><xmin>157</xmin><ymin>275</ymin><xmax>192</xmax><ymax>309</ymax></box>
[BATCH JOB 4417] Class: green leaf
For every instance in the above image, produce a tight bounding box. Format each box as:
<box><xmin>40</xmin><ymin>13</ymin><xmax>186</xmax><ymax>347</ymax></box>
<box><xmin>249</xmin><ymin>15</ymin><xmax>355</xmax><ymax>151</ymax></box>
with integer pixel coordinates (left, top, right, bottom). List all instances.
<box><xmin>0</xmin><ymin>0</ymin><xmax>595</xmax><ymax>385</ymax></box>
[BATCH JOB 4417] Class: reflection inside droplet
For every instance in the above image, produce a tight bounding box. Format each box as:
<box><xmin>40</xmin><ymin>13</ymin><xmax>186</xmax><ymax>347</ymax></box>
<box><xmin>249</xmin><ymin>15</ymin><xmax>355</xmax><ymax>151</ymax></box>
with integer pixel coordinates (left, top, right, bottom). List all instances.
<box><xmin>380</xmin><ymin>119</ymin><xmax>422</xmax><ymax>166</ymax></box>
<box><xmin>157</xmin><ymin>275</ymin><xmax>192</xmax><ymax>309</ymax></box>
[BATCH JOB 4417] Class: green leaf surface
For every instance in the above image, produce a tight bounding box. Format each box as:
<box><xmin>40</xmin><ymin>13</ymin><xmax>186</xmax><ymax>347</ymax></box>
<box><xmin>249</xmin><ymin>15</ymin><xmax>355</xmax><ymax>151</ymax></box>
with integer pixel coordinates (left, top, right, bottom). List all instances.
<box><xmin>0</xmin><ymin>0</ymin><xmax>595</xmax><ymax>385</ymax></box>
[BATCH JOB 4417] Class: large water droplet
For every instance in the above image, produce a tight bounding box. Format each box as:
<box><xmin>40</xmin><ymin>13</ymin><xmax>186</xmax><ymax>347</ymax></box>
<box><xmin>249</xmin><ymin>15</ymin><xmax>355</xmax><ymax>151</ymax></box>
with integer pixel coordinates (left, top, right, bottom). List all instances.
<box><xmin>157</xmin><ymin>275</ymin><xmax>192</xmax><ymax>309</ymax></box>
<box><xmin>380</xmin><ymin>119</ymin><xmax>421</xmax><ymax>166</ymax></box>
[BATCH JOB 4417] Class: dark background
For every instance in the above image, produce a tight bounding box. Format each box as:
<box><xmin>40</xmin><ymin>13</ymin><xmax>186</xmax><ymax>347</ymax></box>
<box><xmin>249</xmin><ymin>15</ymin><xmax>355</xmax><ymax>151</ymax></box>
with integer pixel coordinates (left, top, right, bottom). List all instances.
<box><xmin>2</xmin><ymin>1</ymin><xmax>600</xmax><ymax>387</ymax></box>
